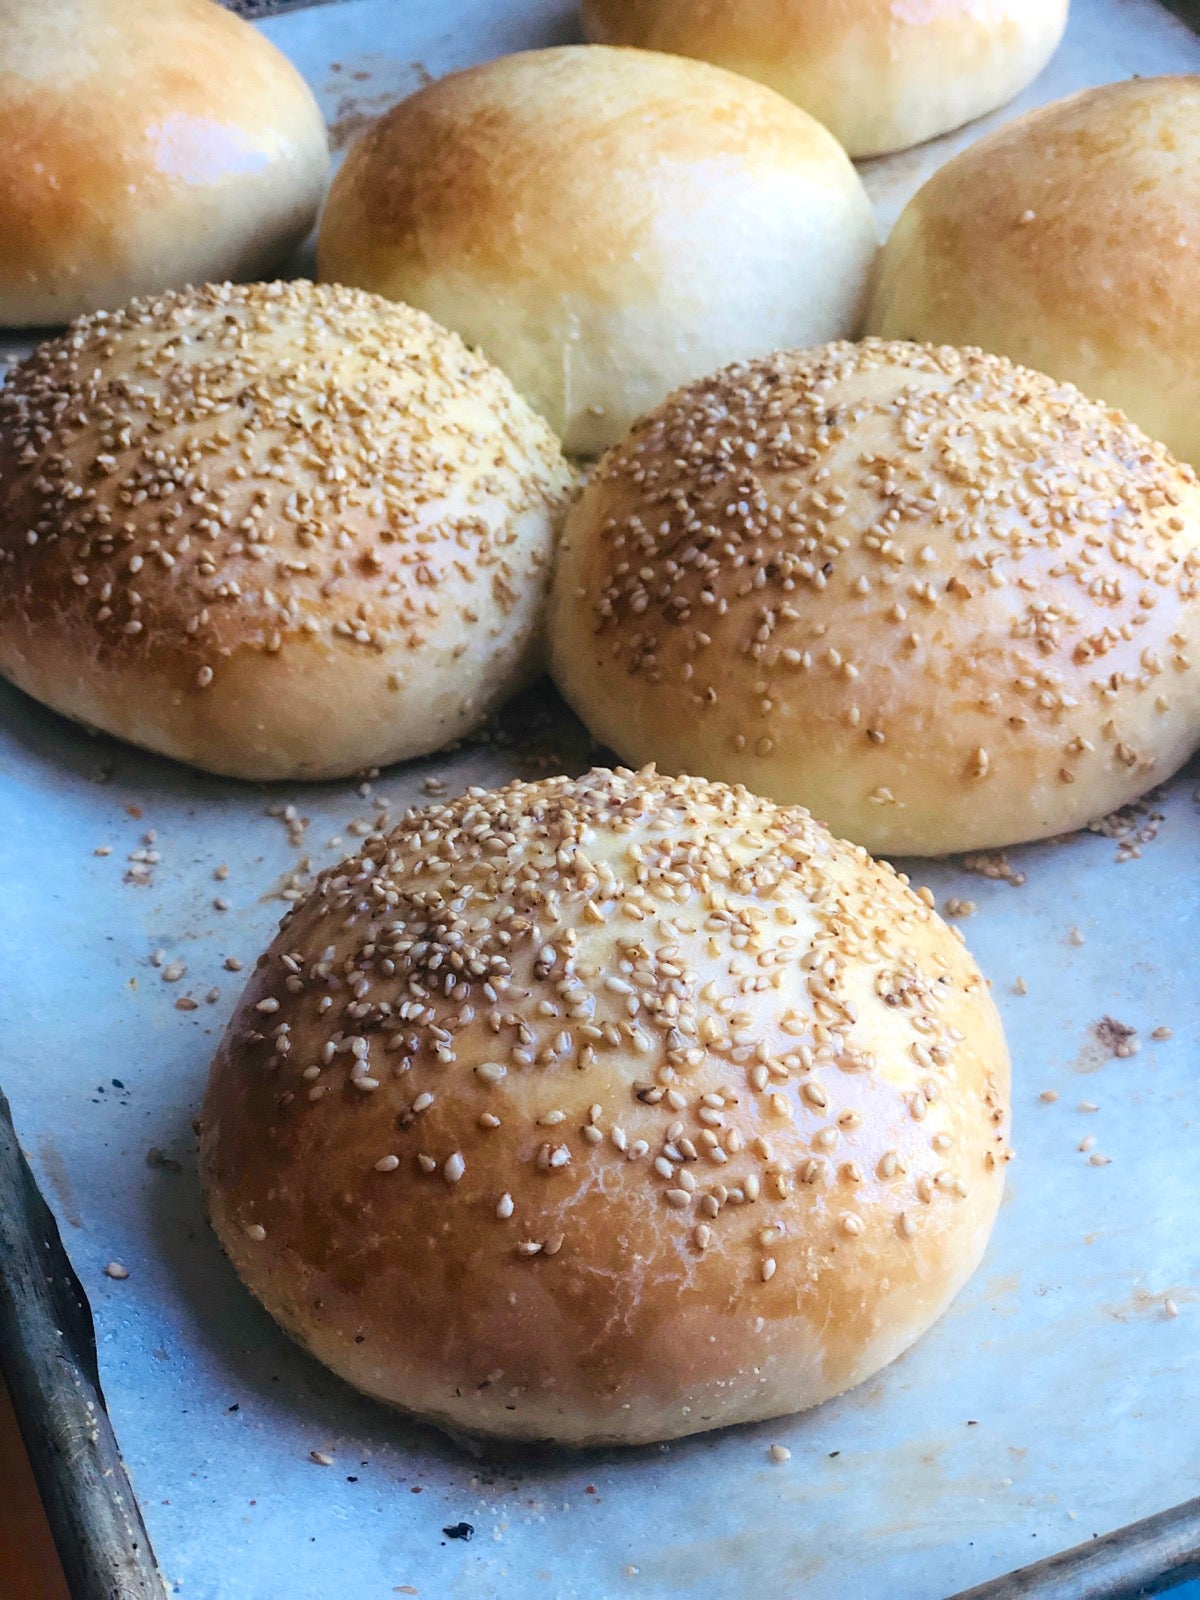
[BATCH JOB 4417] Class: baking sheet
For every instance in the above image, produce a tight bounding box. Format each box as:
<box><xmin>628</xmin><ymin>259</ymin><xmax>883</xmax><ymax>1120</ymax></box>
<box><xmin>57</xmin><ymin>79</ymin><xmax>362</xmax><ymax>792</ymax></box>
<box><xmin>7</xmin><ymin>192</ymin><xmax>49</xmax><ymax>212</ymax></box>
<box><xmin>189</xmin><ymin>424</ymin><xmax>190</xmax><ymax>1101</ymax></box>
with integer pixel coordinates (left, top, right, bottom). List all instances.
<box><xmin>2</xmin><ymin>0</ymin><xmax>1200</xmax><ymax>1595</ymax></box>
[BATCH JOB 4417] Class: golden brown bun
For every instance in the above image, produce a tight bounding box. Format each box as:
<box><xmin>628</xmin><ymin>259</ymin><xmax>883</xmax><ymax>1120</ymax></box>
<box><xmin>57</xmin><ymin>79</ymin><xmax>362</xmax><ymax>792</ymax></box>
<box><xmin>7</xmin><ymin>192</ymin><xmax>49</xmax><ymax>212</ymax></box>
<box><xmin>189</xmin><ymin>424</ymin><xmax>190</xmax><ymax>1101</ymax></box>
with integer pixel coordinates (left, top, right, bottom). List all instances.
<box><xmin>0</xmin><ymin>0</ymin><xmax>329</xmax><ymax>327</ymax></box>
<box><xmin>0</xmin><ymin>281</ymin><xmax>573</xmax><ymax>780</ymax></box>
<box><xmin>868</xmin><ymin>77</ymin><xmax>1200</xmax><ymax>468</ymax></box>
<box><xmin>199</xmin><ymin>767</ymin><xmax>1010</xmax><ymax>1446</ymax></box>
<box><xmin>581</xmin><ymin>0</ymin><xmax>1067</xmax><ymax>158</ymax></box>
<box><xmin>316</xmin><ymin>46</ymin><xmax>877</xmax><ymax>456</ymax></box>
<box><xmin>549</xmin><ymin>342</ymin><xmax>1200</xmax><ymax>857</ymax></box>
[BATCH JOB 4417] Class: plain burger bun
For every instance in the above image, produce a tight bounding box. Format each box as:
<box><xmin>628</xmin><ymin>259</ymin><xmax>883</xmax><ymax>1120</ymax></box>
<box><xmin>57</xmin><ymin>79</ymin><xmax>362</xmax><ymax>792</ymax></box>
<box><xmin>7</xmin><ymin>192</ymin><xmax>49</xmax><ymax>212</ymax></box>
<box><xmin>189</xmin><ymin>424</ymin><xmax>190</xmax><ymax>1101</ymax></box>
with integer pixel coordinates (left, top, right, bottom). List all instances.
<box><xmin>0</xmin><ymin>0</ymin><xmax>329</xmax><ymax>326</ymax></box>
<box><xmin>316</xmin><ymin>46</ymin><xmax>877</xmax><ymax>456</ymax></box>
<box><xmin>0</xmin><ymin>280</ymin><xmax>573</xmax><ymax>780</ymax></box>
<box><xmin>581</xmin><ymin>0</ymin><xmax>1068</xmax><ymax>158</ymax></box>
<box><xmin>199</xmin><ymin>766</ymin><xmax>1010</xmax><ymax>1446</ymax></box>
<box><xmin>867</xmin><ymin>77</ymin><xmax>1200</xmax><ymax>467</ymax></box>
<box><xmin>549</xmin><ymin>341</ymin><xmax>1200</xmax><ymax>856</ymax></box>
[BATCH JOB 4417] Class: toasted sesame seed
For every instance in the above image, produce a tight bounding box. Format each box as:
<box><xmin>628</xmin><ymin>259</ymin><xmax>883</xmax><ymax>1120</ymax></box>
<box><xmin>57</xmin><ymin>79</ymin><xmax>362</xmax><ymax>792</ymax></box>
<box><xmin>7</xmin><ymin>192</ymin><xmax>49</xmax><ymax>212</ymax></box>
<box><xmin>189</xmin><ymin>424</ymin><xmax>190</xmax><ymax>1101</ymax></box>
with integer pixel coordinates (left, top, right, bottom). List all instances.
<box><xmin>374</xmin><ymin>1155</ymin><xmax>400</xmax><ymax>1173</ymax></box>
<box><xmin>443</xmin><ymin>1152</ymin><xmax>466</xmax><ymax>1183</ymax></box>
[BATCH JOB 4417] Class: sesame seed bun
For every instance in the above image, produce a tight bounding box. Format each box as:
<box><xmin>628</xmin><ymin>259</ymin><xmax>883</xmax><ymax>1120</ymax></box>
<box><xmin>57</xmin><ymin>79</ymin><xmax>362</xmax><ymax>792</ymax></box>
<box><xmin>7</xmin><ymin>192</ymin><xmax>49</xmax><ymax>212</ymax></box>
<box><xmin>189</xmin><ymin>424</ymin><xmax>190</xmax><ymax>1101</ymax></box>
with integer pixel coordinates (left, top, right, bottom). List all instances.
<box><xmin>199</xmin><ymin>766</ymin><xmax>1010</xmax><ymax>1447</ymax></box>
<box><xmin>548</xmin><ymin>341</ymin><xmax>1200</xmax><ymax>856</ymax></box>
<box><xmin>0</xmin><ymin>281</ymin><xmax>573</xmax><ymax>780</ymax></box>
<box><xmin>581</xmin><ymin>0</ymin><xmax>1067</xmax><ymax>158</ymax></box>
<box><xmin>316</xmin><ymin>46</ymin><xmax>877</xmax><ymax>456</ymax></box>
<box><xmin>0</xmin><ymin>0</ymin><xmax>329</xmax><ymax>327</ymax></box>
<box><xmin>867</xmin><ymin>77</ymin><xmax>1200</xmax><ymax>469</ymax></box>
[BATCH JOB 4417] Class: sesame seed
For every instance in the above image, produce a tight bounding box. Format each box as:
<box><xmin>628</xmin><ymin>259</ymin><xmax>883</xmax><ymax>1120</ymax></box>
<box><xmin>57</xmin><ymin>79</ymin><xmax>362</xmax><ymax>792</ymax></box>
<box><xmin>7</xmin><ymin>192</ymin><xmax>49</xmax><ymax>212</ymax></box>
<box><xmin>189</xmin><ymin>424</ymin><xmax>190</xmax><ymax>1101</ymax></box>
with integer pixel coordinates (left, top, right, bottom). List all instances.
<box><xmin>769</xmin><ymin>1445</ymin><xmax>791</xmax><ymax>1463</ymax></box>
<box><xmin>443</xmin><ymin>1152</ymin><xmax>466</xmax><ymax>1183</ymax></box>
<box><xmin>103</xmin><ymin>1261</ymin><xmax>129</xmax><ymax>1280</ymax></box>
<box><xmin>374</xmin><ymin>1155</ymin><xmax>400</xmax><ymax>1173</ymax></box>
<box><xmin>760</xmin><ymin>1257</ymin><xmax>777</xmax><ymax>1283</ymax></box>
<box><xmin>496</xmin><ymin>1193</ymin><xmax>514</xmax><ymax>1219</ymax></box>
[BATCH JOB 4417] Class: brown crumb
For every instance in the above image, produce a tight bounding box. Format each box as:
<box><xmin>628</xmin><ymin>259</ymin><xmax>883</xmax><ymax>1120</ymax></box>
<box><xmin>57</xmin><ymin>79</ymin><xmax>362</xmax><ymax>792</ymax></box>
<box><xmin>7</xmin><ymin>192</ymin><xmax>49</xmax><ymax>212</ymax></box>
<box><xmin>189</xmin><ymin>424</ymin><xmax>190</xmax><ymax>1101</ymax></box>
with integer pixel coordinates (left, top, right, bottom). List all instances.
<box><xmin>146</xmin><ymin>1147</ymin><xmax>182</xmax><ymax>1174</ymax></box>
<box><xmin>94</xmin><ymin>845</ymin><xmax>112</xmax><ymax>857</ymax></box>
<box><xmin>175</xmin><ymin>996</ymin><xmax>199</xmax><ymax>1012</ymax></box>
<box><xmin>1151</xmin><ymin>1026</ymin><xmax>1173</xmax><ymax>1041</ymax></box>
<box><xmin>1093</xmin><ymin>1016</ymin><xmax>1139</xmax><ymax>1059</ymax></box>
<box><xmin>213</xmin><ymin>864</ymin><xmax>229</xmax><ymax>881</ymax></box>
<box><xmin>1013</xmin><ymin>976</ymin><xmax>1028</xmax><ymax>995</ymax></box>
<box><xmin>1066</xmin><ymin>926</ymin><xmax>1086</xmax><ymax>946</ymax></box>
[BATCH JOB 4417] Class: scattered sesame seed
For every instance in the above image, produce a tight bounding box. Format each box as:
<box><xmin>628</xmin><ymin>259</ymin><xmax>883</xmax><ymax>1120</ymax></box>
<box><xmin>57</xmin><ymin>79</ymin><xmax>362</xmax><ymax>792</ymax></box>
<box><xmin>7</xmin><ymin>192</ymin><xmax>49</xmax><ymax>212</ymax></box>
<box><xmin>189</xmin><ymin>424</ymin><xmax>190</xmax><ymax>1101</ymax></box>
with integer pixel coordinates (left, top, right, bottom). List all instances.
<box><xmin>768</xmin><ymin>1444</ymin><xmax>791</xmax><ymax>1463</ymax></box>
<box><xmin>103</xmin><ymin>1261</ymin><xmax>129</xmax><ymax>1280</ymax></box>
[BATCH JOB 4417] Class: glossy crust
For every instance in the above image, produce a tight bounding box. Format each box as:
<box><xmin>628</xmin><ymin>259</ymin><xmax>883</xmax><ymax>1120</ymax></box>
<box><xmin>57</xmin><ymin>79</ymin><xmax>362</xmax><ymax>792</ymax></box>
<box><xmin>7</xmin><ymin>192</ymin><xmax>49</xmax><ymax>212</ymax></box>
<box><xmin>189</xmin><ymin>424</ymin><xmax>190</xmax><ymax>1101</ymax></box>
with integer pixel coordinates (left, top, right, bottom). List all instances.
<box><xmin>317</xmin><ymin>46</ymin><xmax>877</xmax><ymax>455</ymax></box>
<box><xmin>200</xmin><ymin>767</ymin><xmax>1010</xmax><ymax>1446</ymax></box>
<box><xmin>0</xmin><ymin>0</ymin><xmax>329</xmax><ymax>326</ymax></box>
<box><xmin>549</xmin><ymin>342</ymin><xmax>1200</xmax><ymax>856</ymax></box>
<box><xmin>0</xmin><ymin>281</ymin><xmax>573</xmax><ymax>780</ymax></box>
<box><xmin>867</xmin><ymin>76</ymin><xmax>1200</xmax><ymax>467</ymax></box>
<box><xmin>581</xmin><ymin>0</ymin><xmax>1067</xmax><ymax>158</ymax></box>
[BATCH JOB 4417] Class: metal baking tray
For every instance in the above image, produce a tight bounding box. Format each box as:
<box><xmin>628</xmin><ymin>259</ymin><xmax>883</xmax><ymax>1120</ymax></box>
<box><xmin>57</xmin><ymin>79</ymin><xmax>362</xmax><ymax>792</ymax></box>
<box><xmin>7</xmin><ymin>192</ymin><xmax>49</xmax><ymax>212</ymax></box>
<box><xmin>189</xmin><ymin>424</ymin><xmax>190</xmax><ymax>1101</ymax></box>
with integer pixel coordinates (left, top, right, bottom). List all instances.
<box><xmin>3</xmin><ymin>1</ymin><xmax>1200</xmax><ymax>1595</ymax></box>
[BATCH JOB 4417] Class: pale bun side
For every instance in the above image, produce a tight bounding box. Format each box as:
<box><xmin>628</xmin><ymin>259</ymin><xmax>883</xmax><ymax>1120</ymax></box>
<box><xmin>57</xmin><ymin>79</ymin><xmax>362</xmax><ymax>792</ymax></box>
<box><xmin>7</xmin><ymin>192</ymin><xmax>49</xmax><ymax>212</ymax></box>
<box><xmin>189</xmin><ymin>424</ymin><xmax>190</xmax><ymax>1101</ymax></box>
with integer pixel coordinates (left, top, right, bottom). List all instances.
<box><xmin>581</xmin><ymin>0</ymin><xmax>1068</xmax><ymax>158</ymax></box>
<box><xmin>0</xmin><ymin>281</ymin><xmax>573</xmax><ymax>780</ymax></box>
<box><xmin>0</xmin><ymin>0</ymin><xmax>329</xmax><ymax>326</ymax></box>
<box><xmin>867</xmin><ymin>76</ymin><xmax>1200</xmax><ymax>468</ymax></box>
<box><xmin>200</xmin><ymin>767</ymin><xmax>1010</xmax><ymax>1446</ymax></box>
<box><xmin>549</xmin><ymin>341</ymin><xmax>1200</xmax><ymax>856</ymax></box>
<box><xmin>317</xmin><ymin>45</ymin><xmax>877</xmax><ymax>455</ymax></box>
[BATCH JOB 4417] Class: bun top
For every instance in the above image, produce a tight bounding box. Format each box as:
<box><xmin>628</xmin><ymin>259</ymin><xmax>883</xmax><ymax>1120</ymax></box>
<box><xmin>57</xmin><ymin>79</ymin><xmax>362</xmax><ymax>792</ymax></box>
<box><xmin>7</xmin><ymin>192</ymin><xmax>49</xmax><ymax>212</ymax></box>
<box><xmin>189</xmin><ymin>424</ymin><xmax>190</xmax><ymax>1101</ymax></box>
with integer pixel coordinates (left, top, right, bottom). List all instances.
<box><xmin>0</xmin><ymin>280</ymin><xmax>571</xmax><ymax>779</ymax></box>
<box><xmin>0</xmin><ymin>0</ymin><xmax>328</xmax><ymax>325</ymax></box>
<box><xmin>317</xmin><ymin>45</ymin><xmax>876</xmax><ymax>454</ymax></box>
<box><xmin>201</xmin><ymin>766</ymin><xmax>1009</xmax><ymax>1444</ymax></box>
<box><xmin>581</xmin><ymin>0</ymin><xmax>1068</xmax><ymax>158</ymax></box>
<box><xmin>867</xmin><ymin>76</ymin><xmax>1200</xmax><ymax>468</ymax></box>
<box><xmin>549</xmin><ymin>340</ymin><xmax>1200</xmax><ymax>855</ymax></box>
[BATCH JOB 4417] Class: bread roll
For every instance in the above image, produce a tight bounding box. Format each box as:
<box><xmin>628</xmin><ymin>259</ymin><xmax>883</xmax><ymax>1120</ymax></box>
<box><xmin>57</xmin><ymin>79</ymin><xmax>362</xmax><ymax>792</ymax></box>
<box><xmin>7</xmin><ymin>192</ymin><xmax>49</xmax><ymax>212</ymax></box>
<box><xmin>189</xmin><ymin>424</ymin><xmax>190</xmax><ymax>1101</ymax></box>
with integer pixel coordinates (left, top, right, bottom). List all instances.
<box><xmin>316</xmin><ymin>46</ymin><xmax>877</xmax><ymax>456</ymax></box>
<box><xmin>200</xmin><ymin>766</ymin><xmax>1010</xmax><ymax>1446</ymax></box>
<box><xmin>549</xmin><ymin>341</ymin><xmax>1200</xmax><ymax>856</ymax></box>
<box><xmin>867</xmin><ymin>77</ymin><xmax>1200</xmax><ymax>467</ymax></box>
<box><xmin>0</xmin><ymin>0</ymin><xmax>328</xmax><ymax>326</ymax></box>
<box><xmin>0</xmin><ymin>281</ymin><xmax>572</xmax><ymax>780</ymax></box>
<box><xmin>581</xmin><ymin>0</ymin><xmax>1067</xmax><ymax>158</ymax></box>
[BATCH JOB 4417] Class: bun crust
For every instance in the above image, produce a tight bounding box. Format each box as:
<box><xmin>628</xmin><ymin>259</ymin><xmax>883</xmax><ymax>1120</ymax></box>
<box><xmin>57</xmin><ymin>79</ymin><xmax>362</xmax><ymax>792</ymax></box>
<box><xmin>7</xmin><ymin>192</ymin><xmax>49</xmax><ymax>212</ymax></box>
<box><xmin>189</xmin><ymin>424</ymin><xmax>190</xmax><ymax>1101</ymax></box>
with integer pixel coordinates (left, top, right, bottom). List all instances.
<box><xmin>0</xmin><ymin>0</ymin><xmax>329</xmax><ymax>326</ymax></box>
<box><xmin>200</xmin><ymin>767</ymin><xmax>1010</xmax><ymax>1446</ymax></box>
<box><xmin>581</xmin><ymin>0</ymin><xmax>1067</xmax><ymax>158</ymax></box>
<box><xmin>867</xmin><ymin>77</ymin><xmax>1200</xmax><ymax>468</ymax></box>
<box><xmin>0</xmin><ymin>281</ymin><xmax>572</xmax><ymax>780</ymax></box>
<box><xmin>549</xmin><ymin>341</ymin><xmax>1200</xmax><ymax>856</ymax></box>
<box><xmin>317</xmin><ymin>46</ymin><xmax>877</xmax><ymax>455</ymax></box>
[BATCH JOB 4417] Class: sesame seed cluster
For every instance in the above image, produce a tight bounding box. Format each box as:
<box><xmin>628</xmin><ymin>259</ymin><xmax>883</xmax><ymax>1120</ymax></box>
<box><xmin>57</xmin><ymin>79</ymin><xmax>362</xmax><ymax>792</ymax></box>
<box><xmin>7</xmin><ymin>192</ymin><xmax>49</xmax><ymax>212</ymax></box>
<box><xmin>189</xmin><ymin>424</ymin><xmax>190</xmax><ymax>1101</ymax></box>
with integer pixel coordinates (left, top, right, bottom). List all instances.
<box><xmin>0</xmin><ymin>279</ymin><xmax>572</xmax><ymax>776</ymax></box>
<box><xmin>201</xmin><ymin>766</ymin><xmax>1009</xmax><ymax>1439</ymax></box>
<box><xmin>551</xmin><ymin>339</ymin><xmax>1200</xmax><ymax>852</ymax></box>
